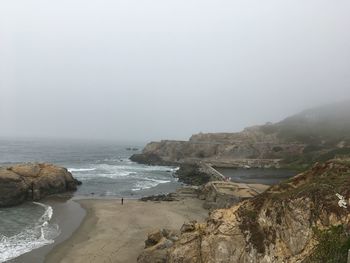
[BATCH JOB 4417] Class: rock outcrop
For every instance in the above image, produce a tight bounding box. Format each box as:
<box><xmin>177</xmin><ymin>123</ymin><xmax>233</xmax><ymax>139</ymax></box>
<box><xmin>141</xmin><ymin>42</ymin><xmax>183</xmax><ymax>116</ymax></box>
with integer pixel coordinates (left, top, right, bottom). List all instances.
<box><xmin>175</xmin><ymin>163</ymin><xmax>218</xmax><ymax>186</ymax></box>
<box><xmin>198</xmin><ymin>181</ymin><xmax>269</xmax><ymax>210</ymax></box>
<box><xmin>138</xmin><ymin>229</ymin><xmax>179</xmax><ymax>263</ymax></box>
<box><xmin>130</xmin><ymin>128</ymin><xmax>305</xmax><ymax>168</ymax></box>
<box><xmin>140</xmin><ymin>193</ymin><xmax>179</xmax><ymax>202</ymax></box>
<box><xmin>131</xmin><ymin>101</ymin><xmax>350</xmax><ymax>168</ymax></box>
<box><xmin>138</xmin><ymin>158</ymin><xmax>350</xmax><ymax>262</ymax></box>
<box><xmin>0</xmin><ymin>163</ymin><xmax>81</xmax><ymax>207</ymax></box>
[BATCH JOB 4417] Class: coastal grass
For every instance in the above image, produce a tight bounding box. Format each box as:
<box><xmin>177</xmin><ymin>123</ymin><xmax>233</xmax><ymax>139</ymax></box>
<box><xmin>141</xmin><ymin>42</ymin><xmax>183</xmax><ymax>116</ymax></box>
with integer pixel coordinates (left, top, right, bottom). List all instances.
<box><xmin>303</xmin><ymin>225</ymin><xmax>350</xmax><ymax>263</ymax></box>
<box><xmin>237</xmin><ymin>159</ymin><xmax>350</xmax><ymax>256</ymax></box>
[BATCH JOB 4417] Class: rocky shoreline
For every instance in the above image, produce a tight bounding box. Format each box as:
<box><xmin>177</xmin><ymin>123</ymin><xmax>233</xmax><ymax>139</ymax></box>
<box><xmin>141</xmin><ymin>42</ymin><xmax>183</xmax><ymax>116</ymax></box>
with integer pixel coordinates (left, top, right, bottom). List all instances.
<box><xmin>131</xmin><ymin>102</ymin><xmax>350</xmax><ymax>171</ymax></box>
<box><xmin>0</xmin><ymin>163</ymin><xmax>81</xmax><ymax>207</ymax></box>
<box><xmin>129</xmin><ymin>127</ymin><xmax>305</xmax><ymax>169</ymax></box>
<box><xmin>137</xmin><ymin>158</ymin><xmax>350</xmax><ymax>262</ymax></box>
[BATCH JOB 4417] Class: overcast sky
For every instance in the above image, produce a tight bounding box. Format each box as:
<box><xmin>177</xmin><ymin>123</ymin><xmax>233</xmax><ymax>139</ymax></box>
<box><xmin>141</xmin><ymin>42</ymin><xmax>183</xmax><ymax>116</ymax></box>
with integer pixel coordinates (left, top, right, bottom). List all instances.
<box><xmin>1</xmin><ymin>0</ymin><xmax>350</xmax><ymax>142</ymax></box>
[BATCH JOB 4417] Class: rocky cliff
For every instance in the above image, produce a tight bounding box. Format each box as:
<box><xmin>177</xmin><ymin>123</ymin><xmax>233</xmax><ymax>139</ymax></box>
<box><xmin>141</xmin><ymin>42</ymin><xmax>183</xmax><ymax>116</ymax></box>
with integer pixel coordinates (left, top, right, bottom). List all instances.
<box><xmin>0</xmin><ymin>163</ymin><xmax>81</xmax><ymax>207</ymax></box>
<box><xmin>131</xmin><ymin>128</ymin><xmax>305</xmax><ymax>167</ymax></box>
<box><xmin>131</xmin><ymin>101</ymin><xmax>350</xmax><ymax>168</ymax></box>
<box><xmin>198</xmin><ymin>181</ymin><xmax>269</xmax><ymax>210</ymax></box>
<box><xmin>138</xmin><ymin>158</ymin><xmax>350</xmax><ymax>263</ymax></box>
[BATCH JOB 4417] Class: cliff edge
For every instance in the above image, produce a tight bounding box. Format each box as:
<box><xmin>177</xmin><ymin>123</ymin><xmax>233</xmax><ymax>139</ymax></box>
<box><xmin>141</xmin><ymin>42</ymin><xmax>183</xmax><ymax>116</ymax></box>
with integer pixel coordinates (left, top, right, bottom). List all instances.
<box><xmin>131</xmin><ymin>101</ymin><xmax>350</xmax><ymax>168</ymax></box>
<box><xmin>138</xmin><ymin>158</ymin><xmax>350</xmax><ymax>263</ymax></box>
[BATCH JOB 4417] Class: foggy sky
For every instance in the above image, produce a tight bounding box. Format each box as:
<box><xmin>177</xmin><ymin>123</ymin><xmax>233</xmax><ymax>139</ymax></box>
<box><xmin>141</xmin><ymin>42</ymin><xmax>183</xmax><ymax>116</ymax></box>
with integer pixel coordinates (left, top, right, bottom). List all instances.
<box><xmin>1</xmin><ymin>0</ymin><xmax>350</xmax><ymax>142</ymax></box>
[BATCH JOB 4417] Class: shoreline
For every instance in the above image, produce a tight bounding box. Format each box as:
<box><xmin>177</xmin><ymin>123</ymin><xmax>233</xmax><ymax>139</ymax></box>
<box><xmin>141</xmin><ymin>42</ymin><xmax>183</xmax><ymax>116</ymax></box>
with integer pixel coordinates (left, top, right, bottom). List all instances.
<box><xmin>43</xmin><ymin>199</ymin><xmax>97</xmax><ymax>263</ymax></box>
<box><xmin>9</xmin><ymin>197</ymin><xmax>86</xmax><ymax>263</ymax></box>
<box><xmin>45</xmin><ymin>198</ymin><xmax>208</xmax><ymax>263</ymax></box>
<box><xmin>7</xmin><ymin>182</ymin><xmax>269</xmax><ymax>263</ymax></box>
<box><xmin>5</xmin><ymin>175</ymin><xmax>272</xmax><ymax>263</ymax></box>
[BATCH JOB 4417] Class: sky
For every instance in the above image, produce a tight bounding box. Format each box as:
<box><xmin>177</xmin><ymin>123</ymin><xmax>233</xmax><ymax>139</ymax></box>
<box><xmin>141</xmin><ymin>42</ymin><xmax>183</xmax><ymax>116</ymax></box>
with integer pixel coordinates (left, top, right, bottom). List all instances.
<box><xmin>1</xmin><ymin>0</ymin><xmax>350</xmax><ymax>142</ymax></box>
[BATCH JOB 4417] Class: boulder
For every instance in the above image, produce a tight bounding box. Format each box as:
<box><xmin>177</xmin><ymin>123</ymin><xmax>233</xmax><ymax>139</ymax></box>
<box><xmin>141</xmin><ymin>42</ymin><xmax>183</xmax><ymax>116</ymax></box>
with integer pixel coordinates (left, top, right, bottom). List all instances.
<box><xmin>180</xmin><ymin>221</ymin><xmax>197</xmax><ymax>233</ymax></box>
<box><xmin>138</xmin><ymin>229</ymin><xmax>178</xmax><ymax>263</ymax></box>
<box><xmin>0</xmin><ymin>163</ymin><xmax>81</xmax><ymax>207</ymax></box>
<box><xmin>0</xmin><ymin>169</ymin><xmax>28</xmax><ymax>207</ymax></box>
<box><xmin>175</xmin><ymin>164</ymin><xmax>212</xmax><ymax>186</ymax></box>
<box><xmin>140</xmin><ymin>193</ymin><xmax>178</xmax><ymax>202</ymax></box>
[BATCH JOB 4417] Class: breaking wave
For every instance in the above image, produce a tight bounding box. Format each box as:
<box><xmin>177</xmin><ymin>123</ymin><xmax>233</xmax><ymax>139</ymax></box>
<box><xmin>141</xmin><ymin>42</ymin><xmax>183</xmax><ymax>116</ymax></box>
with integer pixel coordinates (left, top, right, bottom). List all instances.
<box><xmin>0</xmin><ymin>202</ymin><xmax>60</xmax><ymax>263</ymax></box>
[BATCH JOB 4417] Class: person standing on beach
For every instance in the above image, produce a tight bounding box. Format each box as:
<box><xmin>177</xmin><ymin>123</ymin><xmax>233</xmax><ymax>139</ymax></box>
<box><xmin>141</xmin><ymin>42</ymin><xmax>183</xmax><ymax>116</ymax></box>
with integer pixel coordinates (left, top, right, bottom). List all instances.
<box><xmin>31</xmin><ymin>182</ymin><xmax>35</xmax><ymax>200</ymax></box>
<box><xmin>121</xmin><ymin>197</ymin><xmax>124</xmax><ymax>205</ymax></box>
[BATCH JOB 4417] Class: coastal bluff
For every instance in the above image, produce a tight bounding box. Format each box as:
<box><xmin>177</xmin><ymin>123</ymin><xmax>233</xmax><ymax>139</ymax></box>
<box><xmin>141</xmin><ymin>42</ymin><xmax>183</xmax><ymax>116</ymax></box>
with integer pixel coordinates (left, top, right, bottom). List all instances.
<box><xmin>130</xmin><ymin>127</ymin><xmax>305</xmax><ymax>168</ymax></box>
<box><xmin>0</xmin><ymin>163</ymin><xmax>81</xmax><ymax>207</ymax></box>
<box><xmin>138</xmin><ymin>158</ymin><xmax>350</xmax><ymax>262</ymax></box>
<box><xmin>131</xmin><ymin>101</ymin><xmax>350</xmax><ymax>168</ymax></box>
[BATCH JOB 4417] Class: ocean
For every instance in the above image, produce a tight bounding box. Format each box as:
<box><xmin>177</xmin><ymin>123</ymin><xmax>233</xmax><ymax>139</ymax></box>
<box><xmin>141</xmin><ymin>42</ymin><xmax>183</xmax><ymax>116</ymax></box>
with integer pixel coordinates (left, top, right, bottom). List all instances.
<box><xmin>0</xmin><ymin>138</ymin><xmax>181</xmax><ymax>262</ymax></box>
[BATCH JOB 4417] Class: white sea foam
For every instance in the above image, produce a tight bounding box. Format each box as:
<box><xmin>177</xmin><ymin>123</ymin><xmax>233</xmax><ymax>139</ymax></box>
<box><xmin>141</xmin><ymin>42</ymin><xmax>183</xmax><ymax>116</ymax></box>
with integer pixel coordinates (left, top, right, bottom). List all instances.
<box><xmin>131</xmin><ymin>178</ymin><xmax>171</xmax><ymax>191</ymax></box>
<box><xmin>67</xmin><ymin>162</ymin><xmax>178</xmax><ymax>195</ymax></box>
<box><xmin>0</xmin><ymin>202</ymin><xmax>60</xmax><ymax>263</ymax></box>
<box><xmin>97</xmin><ymin>172</ymin><xmax>133</xmax><ymax>179</ymax></box>
<box><xmin>68</xmin><ymin>168</ymin><xmax>97</xmax><ymax>172</ymax></box>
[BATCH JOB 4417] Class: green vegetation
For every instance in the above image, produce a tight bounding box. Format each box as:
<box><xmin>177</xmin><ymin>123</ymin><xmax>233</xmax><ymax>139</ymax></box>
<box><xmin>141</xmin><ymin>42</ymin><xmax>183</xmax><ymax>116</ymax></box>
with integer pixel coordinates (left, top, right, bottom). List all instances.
<box><xmin>280</xmin><ymin>148</ymin><xmax>350</xmax><ymax>171</ymax></box>
<box><xmin>271</xmin><ymin>163</ymin><xmax>350</xmax><ymax>220</ymax></box>
<box><xmin>259</xmin><ymin>101</ymin><xmax>350</xmax><ymax>166</ymax></box>
<box><xmin>274</xmin><ymin>100</ymin><xmax>350</xmax><ymax>145</ymax></box>
<box><xmin>303</xmin><ymin>225</ymin><xmax>350</xmax><ymax>263</ymax></box>
<box><xmin>238</xmin><ymin>159</ymin><xmax>350</xmax><ymax>256</ymax></box>
<box><xmin>238</xmin><ymin>203</ymin><xmax>267</xmax><ymax>254</ymax></box>
<box><xmin>317</xmin><ymin>148</ymin><xmax>350</xmax><ymax>162</ymax></box>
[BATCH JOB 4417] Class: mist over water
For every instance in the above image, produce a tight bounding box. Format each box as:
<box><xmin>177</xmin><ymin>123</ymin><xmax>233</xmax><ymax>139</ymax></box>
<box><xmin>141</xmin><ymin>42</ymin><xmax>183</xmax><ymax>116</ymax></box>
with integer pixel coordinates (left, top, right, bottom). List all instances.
<box><xmin>1</xmin><ymin>0</ymin><xmax>350</xmax><ymax>141</ymax></box>
<box><xmin>0</xmin><ymin>0</ymin><xmax>349</xmax><ymax>262</ymax></box>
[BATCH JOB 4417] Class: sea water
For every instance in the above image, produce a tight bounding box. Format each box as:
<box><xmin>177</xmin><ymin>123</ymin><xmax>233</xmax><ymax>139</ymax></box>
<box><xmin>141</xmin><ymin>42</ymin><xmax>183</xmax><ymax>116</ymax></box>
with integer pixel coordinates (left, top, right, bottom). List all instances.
<box><xmin>0</xmin><ymin>202</ymin><xmax>58</xmax><ymax>262</ymax></box>
<box><xmin>0</xmin><ymin>138</ymin><xmax>181</xmax><ymax>262</ymax></box>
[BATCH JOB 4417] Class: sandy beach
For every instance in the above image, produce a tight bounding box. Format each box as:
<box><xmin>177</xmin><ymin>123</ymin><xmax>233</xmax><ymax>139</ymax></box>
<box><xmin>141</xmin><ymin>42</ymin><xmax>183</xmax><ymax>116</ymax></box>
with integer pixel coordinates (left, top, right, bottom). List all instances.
<box><xmin>9</xmin><ymin>197</ymin><xmax>86</xmax><ymax>263</ymax></box>
<box><xmin>45</xmin><ymin>198</ymin><xmax>208</xmax><ymax>263</ymax></box>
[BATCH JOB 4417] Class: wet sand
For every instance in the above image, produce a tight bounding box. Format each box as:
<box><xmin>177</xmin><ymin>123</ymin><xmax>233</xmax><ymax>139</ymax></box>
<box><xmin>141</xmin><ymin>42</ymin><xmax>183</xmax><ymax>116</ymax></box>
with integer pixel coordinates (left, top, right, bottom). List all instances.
<box><xmin>45</xmin><ymin>198</ymin><xmax>208</xmax><ymax>263</ymax></box>
<box><xmin>11</xmin><ymin>197</ymin><xmax>86</xmax><ymax>263</ymax></box>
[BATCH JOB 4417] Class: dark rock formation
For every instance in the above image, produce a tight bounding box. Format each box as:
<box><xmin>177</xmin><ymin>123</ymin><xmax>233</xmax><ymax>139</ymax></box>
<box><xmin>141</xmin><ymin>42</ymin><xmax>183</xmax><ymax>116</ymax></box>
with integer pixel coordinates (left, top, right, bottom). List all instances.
<box><xmin>175</xmin><ymin>164</ymin><xmax>212</xmax><ymax>185</ymax></box>
<box><xmin>0</xmin><ymin>163</ymin><xmax>81</xmax><ymax>207</ymax></box>
<box><xmin>138</xmin><ymin>158</ymin><xmax>350</xmax><ymax>262</ymax></box>
<box><xmin>140</xmin><ymin>193</ymin><xmax>178</xmax><ymax>202</ymax></box>
<box><xmin>130</xmin><ymin>153</ymin><xmax>174</xmax><ymax>166</ymax></box>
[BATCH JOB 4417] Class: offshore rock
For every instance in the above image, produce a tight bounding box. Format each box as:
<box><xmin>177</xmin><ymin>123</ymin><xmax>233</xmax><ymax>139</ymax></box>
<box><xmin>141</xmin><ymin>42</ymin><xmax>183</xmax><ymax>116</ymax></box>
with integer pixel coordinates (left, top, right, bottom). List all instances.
<box><xmin>0</xmin><ymin>163</ymin><xmax>81</xmax><ymax>207</ymax></box>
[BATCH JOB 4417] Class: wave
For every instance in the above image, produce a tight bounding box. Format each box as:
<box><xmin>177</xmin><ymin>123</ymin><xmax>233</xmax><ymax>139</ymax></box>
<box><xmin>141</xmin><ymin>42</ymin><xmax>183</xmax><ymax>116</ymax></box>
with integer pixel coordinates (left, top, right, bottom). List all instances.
<box><xmin>131</xmin><ymin>178</ymin><xmax>171</xmax><ymax>191</ymax></box>
<box><xmin>0</xmin><ymin>202</ymin><xmax>60</xmax><ymax>263</ymax></box>
<box><xmin>66</xmin><ymin>162</ymin><xmax>178</xmax><ymax>195</ymax></box>
<box><xmin>92</xmin><ymin>171</ymin><xmax>134</xmax><ymax>179</ymax></box>
<box><xmin>68</xmin><ymin>168</ymin><xmax>97</xmax><ymax>172</ymax></box>
<box><xmin>69</xmin><ymin>163</ymin><xmax>178</xmax><ymax>176</ymax></box>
